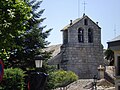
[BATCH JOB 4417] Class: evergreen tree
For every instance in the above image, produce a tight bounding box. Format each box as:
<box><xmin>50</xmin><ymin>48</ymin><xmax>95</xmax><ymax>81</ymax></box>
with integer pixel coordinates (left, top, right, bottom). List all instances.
<box><xmin>7</xmin><ymin>0</ymin><xmax>52</xmax><ymax>70</ymax></box>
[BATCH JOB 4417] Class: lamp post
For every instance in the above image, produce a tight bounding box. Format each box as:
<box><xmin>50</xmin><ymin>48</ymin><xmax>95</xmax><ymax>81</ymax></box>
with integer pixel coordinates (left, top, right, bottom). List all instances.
<box><xmin>34</xmin><ymin>55</ymin><xmax>43</xmax><ymax>72</ymax></box>
<box><xmin>93</xmin><ymin>75</ymin><xmax>97</xmax><ymax>90</ymax></box>
<box><xmin>28</xmin><ymin>55</ymin><xmax>48</xmax><ymax>90</ymax></box>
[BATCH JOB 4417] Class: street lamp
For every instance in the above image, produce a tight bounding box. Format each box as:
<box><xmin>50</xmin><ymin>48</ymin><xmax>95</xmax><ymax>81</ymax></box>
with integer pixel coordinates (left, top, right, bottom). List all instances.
<box><xmin>28</xmin><ymin>55</ymin><xmax>48</xmax><ymax>90</ymax></box>
<box><xmin>93</xmin><ymin>75</ymin><xmax>97</xmax><ymax>90</ymax></box>
<box><xmin>34</xmin><ymin>55</ymin><xmax>43</xmax><ymax>68</ymax></box>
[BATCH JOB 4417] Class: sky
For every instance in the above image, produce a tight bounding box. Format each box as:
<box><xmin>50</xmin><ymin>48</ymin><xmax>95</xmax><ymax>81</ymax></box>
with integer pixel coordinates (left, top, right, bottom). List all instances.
<box><xmin>41</xmin><ymin>0</ymin><xmax>120</xmax><ymax>49</ymax></box>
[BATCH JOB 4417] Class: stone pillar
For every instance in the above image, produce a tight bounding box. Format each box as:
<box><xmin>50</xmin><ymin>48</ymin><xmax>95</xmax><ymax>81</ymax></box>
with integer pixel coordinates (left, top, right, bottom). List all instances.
<box><xmin>98</xmin><ymin>65</ymin><xmax>105</xmax><ymax>79</ymax></box>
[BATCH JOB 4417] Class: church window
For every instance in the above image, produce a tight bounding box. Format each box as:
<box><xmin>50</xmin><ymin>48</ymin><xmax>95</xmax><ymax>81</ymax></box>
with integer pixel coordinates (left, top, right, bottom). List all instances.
<box><xmin>78</xmin><ymin>28</ymin><xmax>84</xmax><ymax>43</ymax></box>
<box><xmin>84</xmin><ymin>19</ymin><xmax>88</xmax><ymax>25</ymax></box>
<box><xmin>88</xmin><ymin>28</ymin><xmax>93</xmax><ymax>43</ymax></box>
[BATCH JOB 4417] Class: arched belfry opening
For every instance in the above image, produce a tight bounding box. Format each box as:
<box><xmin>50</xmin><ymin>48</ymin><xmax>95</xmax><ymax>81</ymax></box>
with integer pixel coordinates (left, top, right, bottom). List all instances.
<box><xmin>88</xmin><ymin>28</ymin><xmax>93</xmax><ymax>43</ymax></box>
<box><xmin>78</xmin><ymin>28</ymin><xmax>84</xmax><ymax>43</ymax></box>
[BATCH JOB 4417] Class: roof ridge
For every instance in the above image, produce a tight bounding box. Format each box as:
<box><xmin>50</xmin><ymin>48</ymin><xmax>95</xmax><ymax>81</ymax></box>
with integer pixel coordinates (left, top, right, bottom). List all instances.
<box><xmin>61</xmin><ymin>15</ymin><xmax>100</xmax><ymax>31</ymax></box>
<box><xmin>108</xmin><ymin>35</ymin><xmax>120</xmax><ymax>42</ymax></box>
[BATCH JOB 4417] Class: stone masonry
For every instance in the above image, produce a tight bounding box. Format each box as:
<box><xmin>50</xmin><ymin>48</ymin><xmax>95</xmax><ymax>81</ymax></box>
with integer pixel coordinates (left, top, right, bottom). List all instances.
<box><xmin>60</xmin><ymin>14</ymin><xmax>104</xmax><ymax>79</ymax></box>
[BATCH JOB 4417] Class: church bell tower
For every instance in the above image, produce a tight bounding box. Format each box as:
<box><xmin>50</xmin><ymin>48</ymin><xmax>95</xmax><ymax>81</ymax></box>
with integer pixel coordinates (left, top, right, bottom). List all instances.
<box><xmin>60</xmin><ymin>14</ymin><xmax>104</xmax><ymax>78</ymax></box>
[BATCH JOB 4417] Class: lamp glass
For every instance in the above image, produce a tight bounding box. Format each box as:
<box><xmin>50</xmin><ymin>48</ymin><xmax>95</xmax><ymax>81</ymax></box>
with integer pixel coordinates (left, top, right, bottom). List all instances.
<box><xmin>35</xmin><ymin>60</ymin><xmax>42</xmax><ymax>68</ymax></box>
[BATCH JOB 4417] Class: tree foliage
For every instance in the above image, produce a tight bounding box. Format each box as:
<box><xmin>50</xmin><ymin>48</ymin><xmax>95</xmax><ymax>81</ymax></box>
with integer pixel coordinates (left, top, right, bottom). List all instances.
<box><xmin>0</xmin><ymin>0</ymin><xmax>31</xmax><ymax>60</ymax></box>
<box><xmin>46</xmin><ymin>70</ymin><xmax>78</xmax><ymax>89</ymax></box>
<box><xmin>0</xmin><ymin>68</ymin><xmax>25</xmax><ymax>90</ymax></box>
<box><xmin>0</xmin><ymin>0</ymin><xmax>52</xmax><ymax>69</ymax></box>
<box><xmin>14</xmin><ymin>0</ymin><xmax>51</xmax><ymax>69</ymax></box>
<box><xmin>0</xmin><ymin>0</ymin><xmax>53</xmax><ymax>89</ymax></box>
<box><xmin>104</xmin><ymin>49</ymin><xmax>114</xmax><ymax>65</ymax></box>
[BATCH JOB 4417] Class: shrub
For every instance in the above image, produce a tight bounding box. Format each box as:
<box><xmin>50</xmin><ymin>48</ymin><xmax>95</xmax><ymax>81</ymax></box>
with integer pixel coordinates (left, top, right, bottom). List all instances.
<box><xmin>47</xmin><ymin>70</ymin><xmax>78</xmax><ymax>89</ymax></box>
<box><xmin>0</xmin><ymin>68</ymin><xmax>25</xmax><ymax>90</ymax></box>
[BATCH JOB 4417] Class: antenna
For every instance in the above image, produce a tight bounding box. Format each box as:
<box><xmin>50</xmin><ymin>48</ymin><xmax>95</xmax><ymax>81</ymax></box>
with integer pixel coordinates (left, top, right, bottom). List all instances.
<box><xmin>114</xmin><ymin>25</ymin><xmax>116</xmax><ymax>37</ymax></box>
<box><xmin>78</xmin><ymin>0</ymin><xmax>80</xmax><ymax>17</ymax></box>
<box><xmin>82</xmin><ymin>1</ymin><xmax>87</xmax><ymax>14</ymax></box>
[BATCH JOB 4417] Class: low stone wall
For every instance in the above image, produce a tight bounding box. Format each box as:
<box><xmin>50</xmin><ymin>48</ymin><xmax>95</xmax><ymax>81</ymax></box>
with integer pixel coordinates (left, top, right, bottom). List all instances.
<box><xmin>54</xmin><ymin>79</ymin><xmax>115</xmax><ymax>90</ymax></box>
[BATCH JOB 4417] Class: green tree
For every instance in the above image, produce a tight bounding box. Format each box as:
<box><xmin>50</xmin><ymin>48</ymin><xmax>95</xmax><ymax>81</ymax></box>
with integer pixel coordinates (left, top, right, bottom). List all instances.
<box><xmin>6</xmin><ymin>0</ymin><xmax>51</xmax><ymax>70</ymax></box>
<box><xmin>0</xmin><ymin>0</ymin><xmax>31</xmax><ymax>60</ymax></box>
<box><xmin>0</xmin><ymin>0</ymin><xmax>52</xmax><ymax>89</ymax></box>
<box><xmin>104</xmin><ymin>49</ymin><xmax>114</xmax><ymax>65</ymax></box>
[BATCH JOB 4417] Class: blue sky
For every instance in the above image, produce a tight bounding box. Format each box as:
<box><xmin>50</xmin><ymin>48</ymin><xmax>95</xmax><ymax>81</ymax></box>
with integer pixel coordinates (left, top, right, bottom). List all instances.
<box><xmin>41</xmin><ymin>0</ymin><xmax>120</xmax><ymax>49</ymax></box>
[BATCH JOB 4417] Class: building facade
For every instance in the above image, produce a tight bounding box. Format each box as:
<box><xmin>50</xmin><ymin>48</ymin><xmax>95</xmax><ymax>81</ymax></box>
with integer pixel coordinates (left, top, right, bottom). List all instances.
<box><xmin>50</xmin><ymin>14</ymin><xmax>104</xmax><ymax>79</ymax></box>
<box><xmin>107</xmin><ymin>35</ymin><xmax>120</xmax><ymax>90</ymax></box>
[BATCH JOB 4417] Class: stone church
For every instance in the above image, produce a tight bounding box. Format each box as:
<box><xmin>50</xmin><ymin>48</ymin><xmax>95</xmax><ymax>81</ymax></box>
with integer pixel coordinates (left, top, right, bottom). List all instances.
<box><xmin>49</xmin><ymin>14</ymin><xmax>104</xmax><ymax>79</ymax></box>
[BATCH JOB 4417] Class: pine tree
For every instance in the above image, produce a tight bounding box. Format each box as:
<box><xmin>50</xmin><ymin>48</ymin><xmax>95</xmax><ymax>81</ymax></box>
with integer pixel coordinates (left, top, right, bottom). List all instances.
<box><xmin>7</xmin><ymin>0</ymin><xmax>52</xmax><ymax>70</ymax></box>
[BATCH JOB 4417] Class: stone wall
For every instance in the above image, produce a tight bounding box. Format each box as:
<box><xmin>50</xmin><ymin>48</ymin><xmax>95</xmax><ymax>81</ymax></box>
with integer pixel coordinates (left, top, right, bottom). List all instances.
<box><xmin>61</xmin><ymin>44</ymin><xmax>104</xmax><ymax>78</ymax></box>
<box><xmin>61</xmin><ymin>15</ymin><xmax>104</xmax><ymax>79</ymax></box>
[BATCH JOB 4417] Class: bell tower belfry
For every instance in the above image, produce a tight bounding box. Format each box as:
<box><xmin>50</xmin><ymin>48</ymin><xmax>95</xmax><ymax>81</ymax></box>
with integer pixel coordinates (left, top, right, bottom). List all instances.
<box><xmin>60</xmin><ymin>15</ymin><xmax>104</xmax><ymax>78</ymax></box>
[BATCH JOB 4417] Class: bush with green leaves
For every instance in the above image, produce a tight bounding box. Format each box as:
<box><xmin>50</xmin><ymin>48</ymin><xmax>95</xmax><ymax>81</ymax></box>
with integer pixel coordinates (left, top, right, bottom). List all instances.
<box><xmin>104</xmin><ymin>49</ymin><xmax>114</xmax><ymax>65</ymax></box>
<box><xmin>0</xmin><ymin>68</ymin><xmax>25</xmax><ymax>90</ymax></box>
<box><xmin>46</xmin><ymin>70</ymin><xmax>78</xmax><ymax>89</ymax></box>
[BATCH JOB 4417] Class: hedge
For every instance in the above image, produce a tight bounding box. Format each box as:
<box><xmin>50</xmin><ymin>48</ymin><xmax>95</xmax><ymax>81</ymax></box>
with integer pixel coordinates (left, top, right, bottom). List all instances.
<box><xmin>0</xmin><ymin>68</ymin><xmax>25</xmax><ymax>90</ymax></box>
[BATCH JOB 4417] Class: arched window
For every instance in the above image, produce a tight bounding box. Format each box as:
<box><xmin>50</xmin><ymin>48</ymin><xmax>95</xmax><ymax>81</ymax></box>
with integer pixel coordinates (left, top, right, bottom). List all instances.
<box><xmin>84</xmin><ymin>19</ymin><xmax>88</xmax><ymax>25</ymax></box>
<box><xmin>78</xmin><ymin>28</ymin><xmax>84</xmax><ymax>43</ymax></box>
<box><xmin>88</xmin><ymin>28</ymin><xmax>93</xmax><ymax>43</ymax></box>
